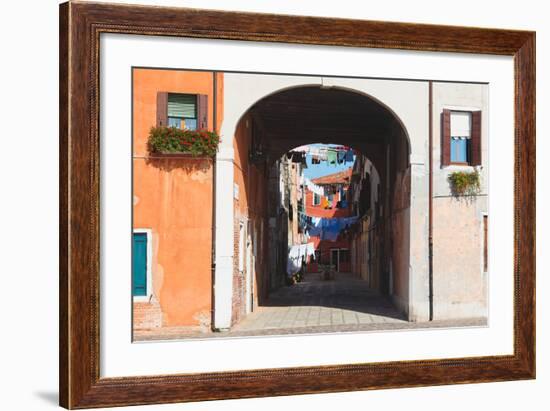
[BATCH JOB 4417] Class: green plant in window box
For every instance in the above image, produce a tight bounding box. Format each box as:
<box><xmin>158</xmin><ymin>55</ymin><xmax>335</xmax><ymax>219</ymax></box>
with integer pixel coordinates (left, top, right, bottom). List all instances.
<box><xmin>147</xmin><ymin>126</ymin><xmax>221</xmax><ymax>157</ymax></box>
<box><xmin>447</xmin><ymin>168</ymin><xmax>481</xmax><ymax>197</ymax></box>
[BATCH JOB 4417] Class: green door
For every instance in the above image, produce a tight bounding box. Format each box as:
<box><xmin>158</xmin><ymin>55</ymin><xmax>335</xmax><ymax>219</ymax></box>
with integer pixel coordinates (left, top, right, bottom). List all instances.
<box><xmin>132</xmin><ymin>232</ymin><xmax>147</xmax><ymax>296</ymax></box>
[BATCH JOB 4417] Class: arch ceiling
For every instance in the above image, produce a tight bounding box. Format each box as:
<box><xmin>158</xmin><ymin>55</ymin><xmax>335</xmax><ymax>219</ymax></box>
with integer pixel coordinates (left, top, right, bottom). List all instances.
<box><xmin>246</xmin><ymin>86</ymin><xmax>407</xmax><ymax>164</ymax></box>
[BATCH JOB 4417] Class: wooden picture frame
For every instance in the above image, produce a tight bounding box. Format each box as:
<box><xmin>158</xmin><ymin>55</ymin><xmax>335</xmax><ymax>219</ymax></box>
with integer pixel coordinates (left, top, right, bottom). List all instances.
<box><xmin>59</xmin><ymin>1</ymin><xmax>535</xmax><ymax>408</ymax></box>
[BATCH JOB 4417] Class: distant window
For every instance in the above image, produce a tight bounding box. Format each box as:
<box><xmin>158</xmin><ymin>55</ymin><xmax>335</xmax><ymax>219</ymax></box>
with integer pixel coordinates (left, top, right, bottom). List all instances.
<box><xmin>132</xmin><ymin>232</ymin><xmax>148</xmax><ymax>297</ymax></box>
<box><xmin>167</xmin><ymin>93</ymin><xmax>197</xmax><ymax>130</ymax></box>
<box><xmin>450</xmin><ymin>111</ymin><xmax>471</xmax><ymax>164</ymax></box>
<box><xmin>313</xmin><ymin>192</ymin><xmax>321</xmax><ymax>206</ymax></box>
<box><xmin>132</xmin><ymin>230</ymin><xmax>152</xmax><ymax>300</ymax></box>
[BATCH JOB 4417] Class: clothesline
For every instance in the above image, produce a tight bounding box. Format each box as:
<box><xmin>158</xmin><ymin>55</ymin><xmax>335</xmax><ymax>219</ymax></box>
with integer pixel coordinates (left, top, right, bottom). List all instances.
<box><xmin>289</xmin><ymin>146</ymin><xmax>355</xmax><ymax>165</ymax></box>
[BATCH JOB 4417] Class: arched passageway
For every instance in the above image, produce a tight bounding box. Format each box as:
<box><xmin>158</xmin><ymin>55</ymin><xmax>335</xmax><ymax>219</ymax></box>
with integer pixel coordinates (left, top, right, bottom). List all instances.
<box><xmin>230</xmin><ymin>86</ymin><xmax>412</xmax><ymax>328</ymax></box>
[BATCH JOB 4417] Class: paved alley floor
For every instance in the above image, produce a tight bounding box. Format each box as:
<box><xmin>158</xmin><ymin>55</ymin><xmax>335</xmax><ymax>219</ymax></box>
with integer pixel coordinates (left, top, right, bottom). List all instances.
<box><xmin>134</xmin><ymin>272</ymin><xmax>486</xmax><ymax>341</ymax></box>
<box><xmin>232</xmin><ymin>272</ymin><xmax>407</xmax><ymax>334</ymax></box>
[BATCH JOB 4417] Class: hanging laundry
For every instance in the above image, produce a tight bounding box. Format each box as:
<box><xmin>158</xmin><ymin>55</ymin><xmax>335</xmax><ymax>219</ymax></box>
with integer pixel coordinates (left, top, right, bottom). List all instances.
<box><xmin>327</xmin><ymin>149</ymin><xmax>337</xmax><ymax>165</ymax></box>
<box><xmin>286</xmin><ymin>245</ymin><xmax>302</xmax><ymax>277</ymax></box>
<box><xmin>291</xmin><ymin>152</ymin><xmax>305</xmax><ymax>163</ymax></box>
<box><xmin>292</xmin><ymin>145</ymin><xmax>310</xmax><ymax>153</ymax></box>
<box><xmin>344</xmin><ymin>148</ymin><xmax>354</xmax><ymax>163</ymax></box>
<box><xmin>306</xmin><ymin>243</ymin><xmax>315</xmax><ymax>258</ymax></box>
<box><xmin>305</xmin><ymin>178</ymin><xmax>324</xmax><ymax>196</ymax></box>
<box><xmin>337</xmin><ymin>150</ymin><xmax>346</xmax><ymax>164</ymax></box>
<box><xmin>287</xmin><ymin>243</ymin><xmax>316</xmax><ymax>277</ymax></box>
<box><xmin>306</xmin><ymin>216</ymin><xmax>359</xmax><ymax>241</ymax></box>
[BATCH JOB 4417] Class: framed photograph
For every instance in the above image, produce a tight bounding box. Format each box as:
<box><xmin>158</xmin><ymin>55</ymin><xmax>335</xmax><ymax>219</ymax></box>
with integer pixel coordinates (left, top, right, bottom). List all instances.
<box><xmin>59</xmin><ymin>1</ymin><xmax>535</xmax><ymax>408</ymax></box>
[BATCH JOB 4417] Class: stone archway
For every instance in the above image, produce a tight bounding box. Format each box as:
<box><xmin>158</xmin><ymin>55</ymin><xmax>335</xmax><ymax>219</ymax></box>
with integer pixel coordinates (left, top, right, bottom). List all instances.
<box><xmin>213</xmin><ymin>74</ymin><xmax>430</xmax><ymax>330</ymax></box>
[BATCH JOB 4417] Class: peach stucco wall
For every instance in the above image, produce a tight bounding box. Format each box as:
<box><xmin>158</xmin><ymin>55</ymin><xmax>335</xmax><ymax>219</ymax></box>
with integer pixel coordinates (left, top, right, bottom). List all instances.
<box><xmin>232</xmin><ymin>113</ymin><xmax>268</xmax><ymax>320</ymax></box>
<box><xmin>133</xmin><ymin>69</ymin><xmax>223</xmax><ymax>328</ymax></box>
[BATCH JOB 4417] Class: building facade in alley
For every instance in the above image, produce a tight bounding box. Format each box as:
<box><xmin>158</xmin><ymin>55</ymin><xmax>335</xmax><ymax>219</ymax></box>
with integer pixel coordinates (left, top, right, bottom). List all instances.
<box><xmin>132</xmin><ymin>68</ymin><xmax>489</xmax><ymax>340</ymax></box>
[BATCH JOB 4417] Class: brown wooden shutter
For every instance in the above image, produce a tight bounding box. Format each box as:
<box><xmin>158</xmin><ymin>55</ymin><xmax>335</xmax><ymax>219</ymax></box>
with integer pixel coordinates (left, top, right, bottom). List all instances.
<box><xmin>156</xmin><ymin>92</ymin><xmax>168</xmax><ymax>127</ymax></box>
<box><xmin>471</xmin><ymin>110</ymin><xmax>482</xmax><ymax>166</ymax></box>
<box><xmin>197</xmin><ymin>94</ymin><xmax>208</xmax><ymax>130</ymax></box>
<box><xmin>441</xmin><ymin>109</ymin><xmax>451</xmax><ymax>166</ymax></box>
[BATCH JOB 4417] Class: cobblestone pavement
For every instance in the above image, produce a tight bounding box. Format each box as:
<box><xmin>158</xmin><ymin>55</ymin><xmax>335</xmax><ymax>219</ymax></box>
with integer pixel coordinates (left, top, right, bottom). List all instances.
<box><xmin>232</xmin><ymin>273</ymin><xmax>407</xmax><ymax>332</ymax></box>
<box><xmin>134</xmin><ymin>272</ymin><xmax>487</xmax><ymax>341</ymax></box>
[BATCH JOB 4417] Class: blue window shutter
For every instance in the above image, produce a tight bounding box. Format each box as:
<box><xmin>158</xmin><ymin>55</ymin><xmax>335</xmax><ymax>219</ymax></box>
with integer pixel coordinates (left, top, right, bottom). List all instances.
<box><xmin>132</xmin><ymin>233</ymin><xmax>147</xmax><ymax>297</ymax></box>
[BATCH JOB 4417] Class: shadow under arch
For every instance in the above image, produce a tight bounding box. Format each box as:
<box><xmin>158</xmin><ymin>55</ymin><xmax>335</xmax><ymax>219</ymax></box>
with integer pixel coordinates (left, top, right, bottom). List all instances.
<box><xmin>229</xmin><ymin>83</ymin><xmax>411</xmax><ymax>167</ymax></box>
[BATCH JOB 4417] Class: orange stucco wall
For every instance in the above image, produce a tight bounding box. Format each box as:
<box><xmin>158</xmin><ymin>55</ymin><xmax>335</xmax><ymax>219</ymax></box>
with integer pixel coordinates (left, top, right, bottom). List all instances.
<box><xmin>132</xmin><ymin>69</ymin><xmax>223</xmax><ymax>328</ymax></box>
<box><xmin>232</xmin><ymin>113</ymin><xmax>268</xmax><ymax>322</ymax></box>
<box><xmin>304</xmin><ymin>188</ymin><xmax>352</xmax><ymax>218</ymax></box>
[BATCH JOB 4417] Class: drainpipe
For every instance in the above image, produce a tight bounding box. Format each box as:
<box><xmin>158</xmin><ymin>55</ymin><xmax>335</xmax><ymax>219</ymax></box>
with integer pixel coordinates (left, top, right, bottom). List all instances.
<box><xmin>211</xmin><ymin>71</ymin><xmax>218</xmax><ymax>329</ymax></box>
<box><xmin>428</xmin><ymin>81</ymin><xmax>434</xmax><ymax>321</ymax></box>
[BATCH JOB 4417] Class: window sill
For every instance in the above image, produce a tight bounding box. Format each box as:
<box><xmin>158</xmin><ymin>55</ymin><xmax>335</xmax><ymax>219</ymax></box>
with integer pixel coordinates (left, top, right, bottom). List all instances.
<box><xmin>442</xmin><ymin>163</ymin><xmax>476</xmax><ymax>170</ymax></box>
<box><xmin>133</xmin><ymin>295</ymin><xmax>153</xmax><ymax>303</ymax></box>
<box><xmin>147</xmin><ymin>152</ymin><xmax>215</xmax><ymax>159</ymax></box>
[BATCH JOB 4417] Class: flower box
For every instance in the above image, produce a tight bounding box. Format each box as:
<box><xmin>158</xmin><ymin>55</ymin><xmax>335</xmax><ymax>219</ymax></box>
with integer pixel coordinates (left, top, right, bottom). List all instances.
<box><xmin>147</xmin><ymin>126</ymin><xmax>220</xmax><ymax>157</ymax></box>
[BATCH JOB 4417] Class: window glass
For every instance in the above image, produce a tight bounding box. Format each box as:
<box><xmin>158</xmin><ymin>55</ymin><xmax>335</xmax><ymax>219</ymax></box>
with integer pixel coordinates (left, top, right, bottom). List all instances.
<box><xmin>451</xmin><ymin>137</ymin><xmax>469</xmax><ymax>163</ymax></box>
<box><xmin>450</xmin><ymin>111</ymin><xmax>472</xmax><ymax>164</ymax></box>
<box><xmin>167</xmin><ymin>93</ymin><xmax>197</xmax><ymax>130</ymax></box>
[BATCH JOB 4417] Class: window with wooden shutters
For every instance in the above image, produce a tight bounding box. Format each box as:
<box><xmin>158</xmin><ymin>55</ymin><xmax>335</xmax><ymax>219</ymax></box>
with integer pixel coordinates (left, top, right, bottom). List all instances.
<box><xmin>441</xmin><ymin>109</ymin><xmax>482</xmax><ymax>166</ymax></box>
<box><xmin>450</xmin><ymin>111</ymin><xmax>471</xmax><ymax>164</ymax></box>
<box><xmin>156</xmin><ymin>93</ymin><xmax>209</xmax><ymax>130</ymax></box>
<box><xmin>167</xmin><ymin>93</ymin><xmax>197</xmax><ymax>130</ymax></box>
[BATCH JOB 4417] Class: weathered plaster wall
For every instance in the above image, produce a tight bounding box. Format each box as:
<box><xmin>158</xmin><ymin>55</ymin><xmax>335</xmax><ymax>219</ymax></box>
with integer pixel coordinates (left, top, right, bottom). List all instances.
<box><xmin>132</xmin><ymin>69</ymin><xmax>222</xmax><ymax>328</ymax></box>
<box><xmin>232</xmin><ymin>112</ymin><xmax>268</xmax><ymax>324</ymax></box>
<box><xmin>432</xmin><ymin>197</ymin><xmax>488</xmax><ymax>318</ymax></box>
<box><xmin>391</xmin><ymin>167</ymin><xmax>411</xmax><ymax>316</ymax></box>
<box><xmin>431</xmin><ymin>82</ymin><xmax>489</xmax><ymax>320</ymax></box>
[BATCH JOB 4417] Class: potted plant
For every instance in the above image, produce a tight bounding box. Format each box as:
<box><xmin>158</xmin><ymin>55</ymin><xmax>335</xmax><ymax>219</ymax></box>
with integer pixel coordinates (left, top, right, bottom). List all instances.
<box><xmin>447</xmin><ymin>168</ymin><xmax>481</xmax><ymax>197</ymax></box>
<box><xmin>147</xmin><ymin>126</ymin><xmax>220</xmax><ymax>157</ymax></box>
